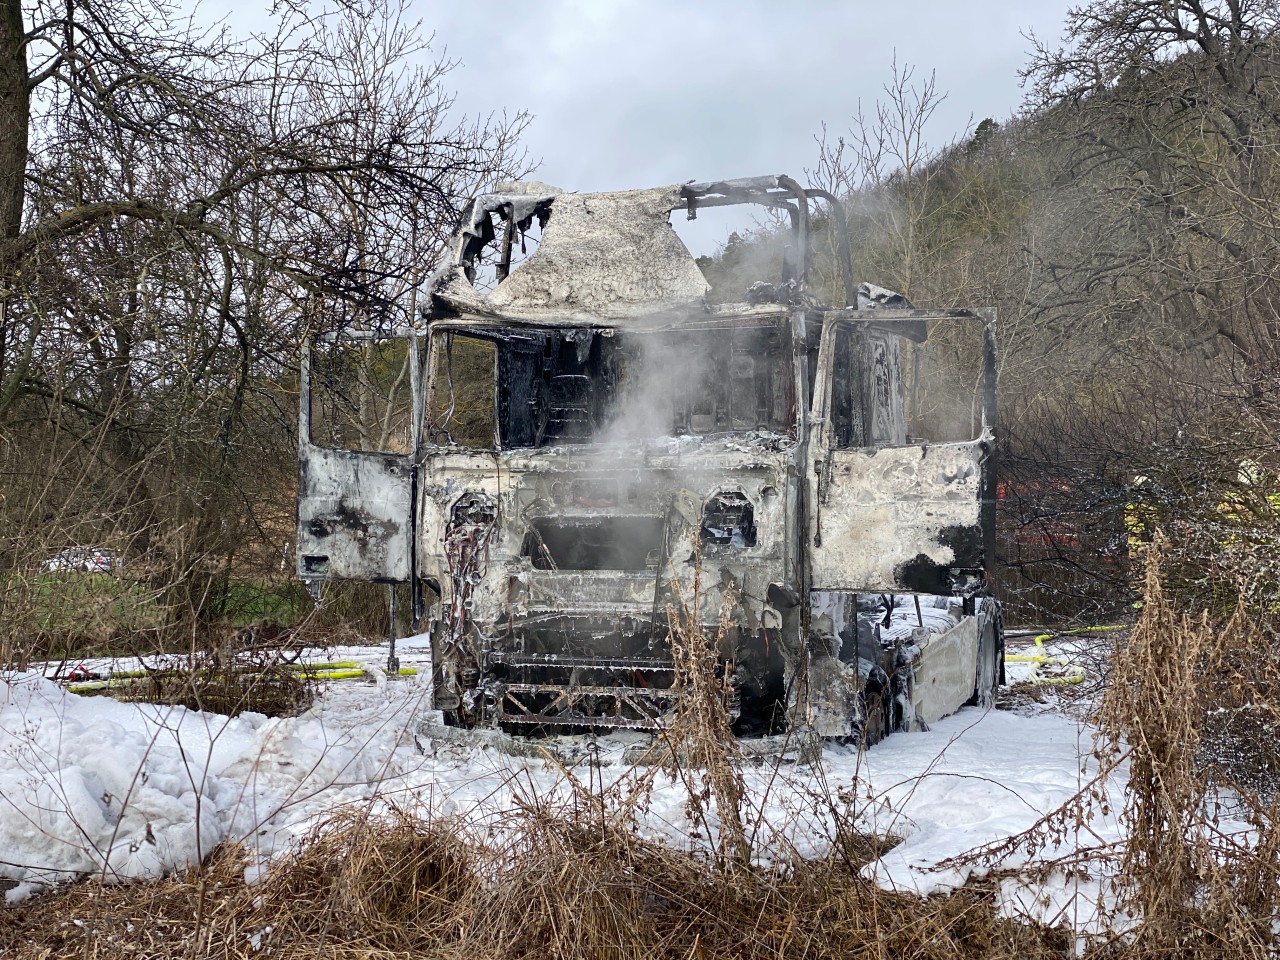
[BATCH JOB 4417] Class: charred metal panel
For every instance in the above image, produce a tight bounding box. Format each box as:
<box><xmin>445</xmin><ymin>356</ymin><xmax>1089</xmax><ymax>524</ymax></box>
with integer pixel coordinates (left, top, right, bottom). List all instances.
<box><xmin>296</xmin><ymin>446</ymin><xmax>413</xmax><ymax>582</ymax></box>
<box><xmin>296</xmin><ymin>331</ymin><xmax>419</xmax><ymax>584</ymax></box>
<box><xmin>807</xmin><ymin>309</ymin><xmax>997</xmax><ymax>597</ymax></box>
<box><xmin>416</xmin><ymin>442</ymin><xmax>798</xmax><ymax>632</ymax></box>
<box><xmin>808</xmin><ymin>439</ymin><xmax>991</xmax><ymax>594</ymax></box>
<box><xmin>910</xmin><ymin>616</ymin><xmax>980</xmax><ymax>727</ymax></box>
<box><xmin>798</xmin><ymin>656</ymin><xmax>863</xmax><ymax>738</ymax></box>
<box><xmin>429</xmin><ymin>186</ymin><xmax>710</xmax><ymax>324</ymax></box>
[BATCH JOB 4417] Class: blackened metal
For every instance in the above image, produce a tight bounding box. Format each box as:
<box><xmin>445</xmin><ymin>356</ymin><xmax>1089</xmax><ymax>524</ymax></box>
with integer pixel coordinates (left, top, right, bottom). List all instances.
<box><xmin>497</xmin><ymin>202</ymin><xmax>515</xmax><ymax>281</ymax></box>
<box><xmin>700</xmin><ymin>492</ymin><xmax>758</xmax><ymax>547</ymax></box>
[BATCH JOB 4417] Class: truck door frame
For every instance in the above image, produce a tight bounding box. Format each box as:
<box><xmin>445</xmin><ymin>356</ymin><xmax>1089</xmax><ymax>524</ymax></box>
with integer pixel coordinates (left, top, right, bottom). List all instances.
<box><xmin>296</xmin><ymin>328</ymin><xmax>422</xmax><ymax>586</ymax></box>
<box><xmin>806</xmin><ymin>308</ymin><xmax>997</xmax><ymax>595</ymax></box>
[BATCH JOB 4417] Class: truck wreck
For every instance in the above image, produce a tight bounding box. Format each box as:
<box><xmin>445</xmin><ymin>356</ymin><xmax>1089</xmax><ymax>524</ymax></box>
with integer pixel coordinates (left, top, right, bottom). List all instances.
<box><xmin>296</xmin><ymin>175</ymin><xmax>1003</xmax><ymax>740</ymax></box>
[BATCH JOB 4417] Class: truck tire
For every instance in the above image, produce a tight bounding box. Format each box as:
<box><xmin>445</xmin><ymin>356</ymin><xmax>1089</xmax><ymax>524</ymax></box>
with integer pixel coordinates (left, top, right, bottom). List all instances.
<box><xmin>968</xmin><ymin>602</ymin><xmax>1002</xmax><ymax>708</ymax></box>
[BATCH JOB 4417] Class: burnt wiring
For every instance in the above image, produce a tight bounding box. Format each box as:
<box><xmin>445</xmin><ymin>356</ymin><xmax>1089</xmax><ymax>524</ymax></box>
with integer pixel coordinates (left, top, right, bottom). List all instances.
<box><xmin>440</xmin><ymin>502</ymin><xmax>497</xmax><ymax>718</ymax></box>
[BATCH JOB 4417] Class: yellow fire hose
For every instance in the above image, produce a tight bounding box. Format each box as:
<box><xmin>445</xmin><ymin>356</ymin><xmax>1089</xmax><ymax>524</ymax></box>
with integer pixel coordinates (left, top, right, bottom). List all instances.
<box><xmin>67</xmin><ymin>663</ymin><xmax>417</xmax><ymax>695</ymax></box>
<box><xmin>1005</xmin><ymin>625</ymin><xmax>1126</xmax><ymax>685</ymax></box>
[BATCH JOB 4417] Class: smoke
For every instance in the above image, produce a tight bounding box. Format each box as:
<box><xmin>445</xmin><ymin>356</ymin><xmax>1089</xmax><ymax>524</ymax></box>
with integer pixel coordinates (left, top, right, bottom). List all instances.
<box><xmin>903</xmin><ymin>326</ymin><xmax>987</xmax><ymax>443</ymax></box>
<box><xmin>697</xmin><ymin>229</ymin><xmax>789</xmax><ymax>305</ymax></box>
<box><xmin>597</xmin><ymin>329</ymin><xmax>713</xmax><ymax>445</ymax></box>
<box><xmin>584</xmin><ymin>321</ymin><xmax>792</xmax><ymax>453</ymax></box>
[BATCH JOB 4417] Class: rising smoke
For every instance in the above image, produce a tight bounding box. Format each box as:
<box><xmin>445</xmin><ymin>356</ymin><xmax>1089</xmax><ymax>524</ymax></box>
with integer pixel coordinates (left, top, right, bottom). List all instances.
<box><xmin>597</xmin><ymin>329</ymin><xmax>713</xmax><ymax>444</ymax></box>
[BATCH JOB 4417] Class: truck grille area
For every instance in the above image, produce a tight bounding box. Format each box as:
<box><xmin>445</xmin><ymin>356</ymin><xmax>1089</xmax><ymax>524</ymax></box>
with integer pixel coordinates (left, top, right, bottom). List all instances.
<box><xmin>486</xmin><ymin>652</ymin><xmax>679</xmax><ymax>731</ymax></box>
<box><xmin>493</xmin><ymin>683</ymin><xmax>679</xmax><ymax>730</ymax></box>
<box><xmin>521</xmin><ymin>515</ymin><xmax>665</xmax><ymax>570</ymax></box>
<box><xmin>481</xmin><ymin>622</ymin><xmax>678</xmax><ymax>730</ymax></box>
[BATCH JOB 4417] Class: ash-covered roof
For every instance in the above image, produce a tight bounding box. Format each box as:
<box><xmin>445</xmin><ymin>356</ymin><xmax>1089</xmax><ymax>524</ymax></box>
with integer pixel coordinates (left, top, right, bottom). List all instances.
<box><xmin>428</xmin><ymin>183</ymin><xmax>710</xmax><ymax>324</ymax></box>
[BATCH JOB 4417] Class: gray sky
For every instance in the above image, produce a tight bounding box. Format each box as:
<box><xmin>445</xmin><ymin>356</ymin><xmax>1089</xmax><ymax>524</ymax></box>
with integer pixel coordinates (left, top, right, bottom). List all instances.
<box><xmin>205</xmin><ymin>0</ymin><xmax>1075</xmax><ymax>252</ymax></box>
<box><xmin>421</xmin><ymin>0</ymin><xmax>1072</xmax><ymax>253</ymax></box>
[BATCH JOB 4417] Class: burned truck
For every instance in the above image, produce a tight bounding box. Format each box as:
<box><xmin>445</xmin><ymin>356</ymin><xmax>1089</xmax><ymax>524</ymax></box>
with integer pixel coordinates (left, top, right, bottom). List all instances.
<box><xmin>296</xmin><ymin>176</ymin><xmax>1002</xmax><ymax>739</ymax></box>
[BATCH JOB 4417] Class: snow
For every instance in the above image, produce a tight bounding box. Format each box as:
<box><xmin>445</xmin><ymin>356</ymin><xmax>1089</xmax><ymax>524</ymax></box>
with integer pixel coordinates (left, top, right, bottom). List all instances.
<box><xmin>3</xmin><ymin>635</ymin><xmax>1132</xmax><ymax>935</ymax></box>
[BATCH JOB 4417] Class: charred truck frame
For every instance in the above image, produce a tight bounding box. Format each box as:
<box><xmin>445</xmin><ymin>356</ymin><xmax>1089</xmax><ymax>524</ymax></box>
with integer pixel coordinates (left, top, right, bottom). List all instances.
<box><xmin>297</xmin><ymin>175</ymin><xmax>1003</xmax><ymax>739</ymax></box>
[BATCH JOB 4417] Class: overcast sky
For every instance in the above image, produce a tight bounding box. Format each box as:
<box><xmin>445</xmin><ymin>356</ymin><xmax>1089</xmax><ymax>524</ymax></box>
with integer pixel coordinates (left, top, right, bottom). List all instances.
<box><xmin>425</xmin><ymin>0</ymin><xmax>1073</xmax><ymax>252</ymax></box>
<box><xmin>207</xmin><ymin>0</ymin><xmax>1077</xmax><ymax>252</ymax></box>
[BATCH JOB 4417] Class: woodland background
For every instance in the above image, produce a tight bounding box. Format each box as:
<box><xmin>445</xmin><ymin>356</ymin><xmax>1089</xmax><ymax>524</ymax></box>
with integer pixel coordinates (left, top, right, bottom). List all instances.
<box><xmin>3</xmin><ymin>0</ymin><xmax>1279</xmax><ymax>662</ymax></box>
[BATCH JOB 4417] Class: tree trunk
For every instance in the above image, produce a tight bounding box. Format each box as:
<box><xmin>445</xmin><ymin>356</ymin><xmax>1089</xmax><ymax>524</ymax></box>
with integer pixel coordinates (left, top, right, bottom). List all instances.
<box><xmin>0</xmin><ymin>0</ymin><xmax>29</xmax><ymax>393</ymax></box>
<box><xmin>0</xmin><ymin>0</ymin><xmax>27</xmax><ymax>244</ymax></box>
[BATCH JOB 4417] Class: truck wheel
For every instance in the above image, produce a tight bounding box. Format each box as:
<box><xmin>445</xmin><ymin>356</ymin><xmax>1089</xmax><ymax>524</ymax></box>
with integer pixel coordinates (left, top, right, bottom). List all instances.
<box><xmin>968</xmin><ymin>605</ymin><xmax>1002</xmax><ymax>708</ymax></box>
<box><xmin>859</xmin><ymin>664</ymin><xmax>893</xmax><ymax>745</ymax></box>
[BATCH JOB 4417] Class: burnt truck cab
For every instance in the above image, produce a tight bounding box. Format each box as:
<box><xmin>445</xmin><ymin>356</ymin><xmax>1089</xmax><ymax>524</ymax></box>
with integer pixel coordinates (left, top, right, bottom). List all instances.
<box><xmin>297</xmin><ymin>176</ymin><xmax>1002</xmax><ymax>739</ymax></box>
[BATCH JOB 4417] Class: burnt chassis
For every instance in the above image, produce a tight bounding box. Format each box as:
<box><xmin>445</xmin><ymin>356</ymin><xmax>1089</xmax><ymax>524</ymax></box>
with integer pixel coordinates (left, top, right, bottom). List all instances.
<box><xmin>295</xmin><ymin>176</ymin><xmax>1002</xmax><ymax>738</ymax></box>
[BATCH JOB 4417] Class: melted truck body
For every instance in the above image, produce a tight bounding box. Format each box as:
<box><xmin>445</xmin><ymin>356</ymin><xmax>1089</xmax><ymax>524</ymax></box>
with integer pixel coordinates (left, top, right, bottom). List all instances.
<box><xmin>297</xmin><ymin>176</ymin><xmax>1002</xmax><ymax>738</ymax></box>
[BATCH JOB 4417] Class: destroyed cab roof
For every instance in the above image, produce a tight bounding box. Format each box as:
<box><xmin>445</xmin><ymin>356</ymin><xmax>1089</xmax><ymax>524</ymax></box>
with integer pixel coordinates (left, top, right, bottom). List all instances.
<box><xmin>424</xmin><ymin>177</ymin><xmax>824</xmax><ymax>328</ymax></box>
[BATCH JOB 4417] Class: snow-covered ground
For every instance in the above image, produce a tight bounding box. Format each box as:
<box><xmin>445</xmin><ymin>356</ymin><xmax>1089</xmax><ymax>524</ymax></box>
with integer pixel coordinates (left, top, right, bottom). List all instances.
<box><xmin>3</xmin><ymin>634</ymin><xmax>1132</xmax><ymax>934</ymax></box>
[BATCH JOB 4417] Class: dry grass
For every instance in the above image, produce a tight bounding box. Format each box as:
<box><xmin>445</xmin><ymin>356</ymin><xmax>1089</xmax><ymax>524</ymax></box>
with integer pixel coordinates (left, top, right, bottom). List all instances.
<box><xmin>1087</xmin><ymin>544</ymin><xmax>1280</xmax><ymax>958</ymax></box>
<box><xmin>948</xmin><ymin>541</ymin><xmax>1280</xmax><ymax>957</ymax></box>
<box><xmin>0</xmin><ymin>804</ymin><xmax>1073</xmax><ymax>960</ymax></box>
<box><xmin>249</xmin><ymin>808</ymin><xmax>476</xmax><ymax>952</ymax></box>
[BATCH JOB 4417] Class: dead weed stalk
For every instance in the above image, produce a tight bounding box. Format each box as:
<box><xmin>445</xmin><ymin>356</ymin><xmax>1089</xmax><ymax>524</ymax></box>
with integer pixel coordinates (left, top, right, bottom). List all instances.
<box><xmin>658</xmin><ymin>551</ymin><xmax>750</xmax><ymax>870</ymax></box>
<box><xmin>1090</xmin><ymin>541</ymin><xmax>1280</xmax><ymax>957</ymax></box>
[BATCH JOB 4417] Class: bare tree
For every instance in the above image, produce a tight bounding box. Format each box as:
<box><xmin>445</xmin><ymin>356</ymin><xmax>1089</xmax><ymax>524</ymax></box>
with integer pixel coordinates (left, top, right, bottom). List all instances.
<box><xmin>1023</xmin><ymin>0</ymin><xmax>1280</xmax><ymax>366</ymax></box>
<box><xmin>809</xmin><ymin>55</ymin><xmax>974</xmax><ymax>300</ymax></box>
<box><xmin>0</xmin><ymin>0</ymin><xmax>529</xmax><ymax>652</ymax></box>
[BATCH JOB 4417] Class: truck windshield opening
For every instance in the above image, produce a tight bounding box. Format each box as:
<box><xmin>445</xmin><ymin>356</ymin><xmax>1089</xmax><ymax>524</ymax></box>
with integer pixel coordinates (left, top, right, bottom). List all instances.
<box><xmin>425</xmin><ymin>321</ymin><xmax>796</xmax><ymax>450</ymax></box>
